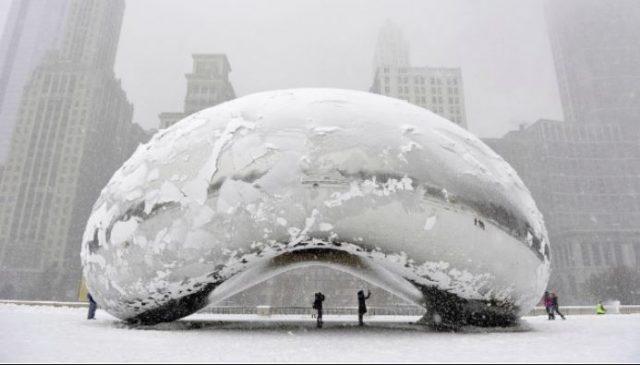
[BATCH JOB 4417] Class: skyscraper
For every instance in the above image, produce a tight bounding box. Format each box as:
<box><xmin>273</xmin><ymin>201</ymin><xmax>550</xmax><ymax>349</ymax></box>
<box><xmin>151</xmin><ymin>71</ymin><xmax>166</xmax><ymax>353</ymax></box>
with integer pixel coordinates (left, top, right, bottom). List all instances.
<box><xmin>159</xmin><ymin>54</ymin><xmax>235</xmax><ymax>129</ymax></box>
<box><xmin>485</xmin><ymin>120</ymin><xmax>640</xmax><ymax>304</ymax></box>
<box><xmin>373</xmin><ymin>20</ymin><xmax>410</xmax><ymax>71</ymax></box>
<box><xmin>0</xmin><ymin>0</ymin><xmax>144</xmax><ymax>300</ymax></box>
<box><xmin>370</xmin><ymin>67</ymin><xmax>467</xmax><ymax>128</ymax></box>
<box><xmin>546</xmin><ymin>0</ymin><xmax>640</xmax><ymax>130</ymax></box>
<box><xmin>492</xmin><ymin>0</ymin><xmax>640</xmax><ymax>302</ymax></box>
<box><xmin>0</xmin><ymin>0</ymin><xmax>71</xmax><ymax>163</ymax></box>
<box><xmin>369</xmin><ymin>21</ymin><xmax>467</xmax><ymax>128</ymax></box>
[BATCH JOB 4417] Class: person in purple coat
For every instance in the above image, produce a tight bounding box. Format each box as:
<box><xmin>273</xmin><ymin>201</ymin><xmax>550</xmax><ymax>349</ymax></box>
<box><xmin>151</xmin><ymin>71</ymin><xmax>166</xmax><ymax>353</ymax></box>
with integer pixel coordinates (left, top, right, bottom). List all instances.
<box><xmin>543</xmin><ymin>291</ymin><xmax>555</xmax><ymax>320</ymax></box>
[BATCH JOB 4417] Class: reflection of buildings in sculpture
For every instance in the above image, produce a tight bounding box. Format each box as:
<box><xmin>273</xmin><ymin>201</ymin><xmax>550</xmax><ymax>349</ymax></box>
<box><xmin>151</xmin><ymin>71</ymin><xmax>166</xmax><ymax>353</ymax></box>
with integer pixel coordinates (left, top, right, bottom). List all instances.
<box><xmin>369</xmin><ymin>21</ymin><xmax>467</xmax><ymax>128</ymax></box>
<box><xmin>221</xmin><ymin>267</ymin><xmax>411</xmax><ymax>309</ymax></box>
<box><xmin>485</xmin><ymin>119</ymin><xmax>640</xmax><ymax>304</ymax></box>
<box><xmin>0</xmin><ymin>0</ymin><xmax>146</xmax><ymax>301</ymax></box>
<box><xmin>0</xmin><ymin>0</ymin><xmax>71</xmax><ymax>164</ymax></box>
<box><xmin>159</xmin><ymin>54</ymin><xmax>236</xmax><ymax>129</ymax></box>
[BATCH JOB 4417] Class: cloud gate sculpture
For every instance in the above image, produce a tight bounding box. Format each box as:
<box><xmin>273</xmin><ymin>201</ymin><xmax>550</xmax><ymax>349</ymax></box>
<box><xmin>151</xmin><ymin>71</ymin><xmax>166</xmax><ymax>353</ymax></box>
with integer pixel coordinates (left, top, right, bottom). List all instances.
<box><xmin>81</xmin><ymin>88</ymin><xmax>550</xmax><ymax>329</ymax></box>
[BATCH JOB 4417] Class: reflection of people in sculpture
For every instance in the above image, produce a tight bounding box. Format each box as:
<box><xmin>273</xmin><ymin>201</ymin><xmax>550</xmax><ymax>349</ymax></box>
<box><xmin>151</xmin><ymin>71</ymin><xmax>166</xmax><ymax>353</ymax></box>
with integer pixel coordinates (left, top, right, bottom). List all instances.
<box><xmin>313</xmin><ymin>292</ymin><xmax>325</xmax><ymax>328</ymax></box>
<box><xmin>357</xmin><ymin>290</ymin><xmax>371</xmax><ymax>326</ymax></box>
<box><xmin>596</xmin><ymin>302</ymin><xmax>606</xmax><ymax>315</ymax></box>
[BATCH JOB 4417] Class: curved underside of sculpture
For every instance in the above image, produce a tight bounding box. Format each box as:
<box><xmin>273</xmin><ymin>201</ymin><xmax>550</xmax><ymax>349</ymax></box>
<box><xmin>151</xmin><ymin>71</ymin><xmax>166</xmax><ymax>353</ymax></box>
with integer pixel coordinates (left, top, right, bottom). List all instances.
<box><xmin>81</xmin><ymin>88</ymin><xmax>550</xmax><ymax>328</ymax></box>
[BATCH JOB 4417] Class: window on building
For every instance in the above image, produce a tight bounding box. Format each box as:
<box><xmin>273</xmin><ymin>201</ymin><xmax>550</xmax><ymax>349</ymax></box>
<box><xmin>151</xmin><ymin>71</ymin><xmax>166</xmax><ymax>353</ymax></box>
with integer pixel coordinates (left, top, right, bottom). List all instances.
<box><xmin>591</xmin><ymin>243</ymin><xmax>602</xmax><ymax>266</ymax></box>
<box><xmin>614</xmin><ymin>244</ymin><xmax>624</xmax><ymax>266</ymax></box>
<box><xmin>581</xmin><ymin>243</ymin><xmax>591</xmax><ymax>266</ymax></box>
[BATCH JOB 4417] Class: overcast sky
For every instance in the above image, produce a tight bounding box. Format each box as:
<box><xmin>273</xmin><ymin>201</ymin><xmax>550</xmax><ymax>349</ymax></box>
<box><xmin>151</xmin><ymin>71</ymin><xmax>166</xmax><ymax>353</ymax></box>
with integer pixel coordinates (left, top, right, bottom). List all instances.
<box><xmin>0</xmin><ymin>0</ymin><xmax>563</xmax><ymax>138</ymax></box>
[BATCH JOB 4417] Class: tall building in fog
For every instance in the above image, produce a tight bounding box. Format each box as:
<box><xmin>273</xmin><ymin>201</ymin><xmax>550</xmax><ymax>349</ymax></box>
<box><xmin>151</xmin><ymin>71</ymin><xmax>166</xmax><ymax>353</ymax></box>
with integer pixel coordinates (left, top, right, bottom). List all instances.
<box><xmin>546</xmin><ymin>0</ymin><xmax>640</xmax><ymax>130</ymax></box>
<box><xmin>487</xmin><ymin>121</ymin><xmax>640</xmax><ymax>304</ymax></box>
<box><xmin>159</xmin><ymin>54</ymin><xmax>235</xmax><ymax>129</ymax></box>
<box><xmin>373</xmin><ymin>20</ymin><xmax>410</xmax><ymax>71</ymax></box>
<box><xmin>0</xmin><ymin>0</ymin><xmax>71</xmax><ymax>163</ymax></box>
<box><xmin>0</xmin><ymin>0</ymin><xmax>146</xmax><ymax>300</ymax></box>
<box><xmin>369</xmin><ymin>22</ymin><xmax>467</xmax><ymax>128</ymax></box>
<box><xmin>492</xmin><ymin>0</ymin><xmax>640</xmax><ymax>303</ymax></box>
<box><xmin>370</xmin><ymin>67</ymin><xmax>467</xmax><ymax>128</ymax></box>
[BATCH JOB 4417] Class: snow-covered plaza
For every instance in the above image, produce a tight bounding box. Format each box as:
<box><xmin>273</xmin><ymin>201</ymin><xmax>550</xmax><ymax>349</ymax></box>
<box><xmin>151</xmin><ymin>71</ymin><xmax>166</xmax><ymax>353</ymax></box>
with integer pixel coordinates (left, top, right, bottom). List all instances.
<box><xmin>1</xmin><ymin>303</ymin><xmax>638</xmax><ymax>363</ymax></box>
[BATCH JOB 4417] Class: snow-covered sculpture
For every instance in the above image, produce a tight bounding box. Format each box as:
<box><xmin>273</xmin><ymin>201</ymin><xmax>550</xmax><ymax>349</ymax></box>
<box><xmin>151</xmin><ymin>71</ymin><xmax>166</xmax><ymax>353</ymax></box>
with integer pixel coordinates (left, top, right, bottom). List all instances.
<box><xmin>81</xmin><ymin>89</ymin><xmax>550</xmax><ymax>328</ymax></box>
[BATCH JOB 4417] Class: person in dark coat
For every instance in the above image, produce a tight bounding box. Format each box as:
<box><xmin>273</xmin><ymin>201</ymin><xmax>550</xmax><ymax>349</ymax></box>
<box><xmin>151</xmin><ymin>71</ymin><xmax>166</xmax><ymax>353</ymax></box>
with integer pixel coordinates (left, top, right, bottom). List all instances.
<box><xmin>87</xmin><ymin>292</ymin><xmax>97</xmax><ymax>320</ymax></box>
<box><xmin>551</xmin><ymin>292</ymin><xmax>566</xmax><ymax>320</ymax></box>
<box><xmin>543</xmin><ymin>291</ymin><xmax>554</xmax><ymax>320</ymax></box>
<box><xmin>357</xmin><ymin>290</ymin><xmax>371</xmax><ymax>326</ymax></box>
<box><xmin>312</xmin><ymin>292</ymin><xmax>325</xmax><ymax>328</ymax></box>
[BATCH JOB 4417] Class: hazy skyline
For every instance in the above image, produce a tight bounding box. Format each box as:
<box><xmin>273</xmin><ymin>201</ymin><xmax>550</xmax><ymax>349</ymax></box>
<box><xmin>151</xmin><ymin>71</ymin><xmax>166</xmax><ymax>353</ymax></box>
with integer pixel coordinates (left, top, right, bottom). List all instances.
<box><xmin>0</xmin><ymin>0</ymin><xmax>563</xmax><ymax>138</ymax></box>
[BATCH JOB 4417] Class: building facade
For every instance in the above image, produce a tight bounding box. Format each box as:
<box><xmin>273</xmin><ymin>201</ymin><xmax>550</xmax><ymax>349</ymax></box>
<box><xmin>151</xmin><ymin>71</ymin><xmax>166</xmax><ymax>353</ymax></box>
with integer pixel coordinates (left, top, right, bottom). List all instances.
<box><xmin>485</xmin><ymin>119</ymin><xmax>640</xmax><ymax>304</ymax></box>
<box><xmin>545</xmin><ymin>0</ymin><xmax>640</xmax><ymax>130</ymax></box>
<box><xmin>0</xmin><ymin>0</ymin><xmax>71</xmax><ymax>163</ymax></box>
<box><xmin>373</xmin><ymin>19</ymin><xmax>410</xmax><ymax>72</ymax></box>
<box><xmin>0</xmin><ymin>0</ymin><xmax>146</xmax><ymax>300</ymax></box>
<box><xmin>369</xmin><ymin>21</ymin><xmax>467</xmax><ymax>128</ymax></box>
<box><xmin>495</xmin><ymin>0</ymin><xmax>640</xmax><ymax>303</ymax></box>
<box><xmin>159</xmin><ymin>54</ymin><xmax>235</xmax><ymax>129</ymax></box>
<box><xmin>370</xmin><ymin>67</ymin><xmax>467</xmax><ymax>128</ymax></box>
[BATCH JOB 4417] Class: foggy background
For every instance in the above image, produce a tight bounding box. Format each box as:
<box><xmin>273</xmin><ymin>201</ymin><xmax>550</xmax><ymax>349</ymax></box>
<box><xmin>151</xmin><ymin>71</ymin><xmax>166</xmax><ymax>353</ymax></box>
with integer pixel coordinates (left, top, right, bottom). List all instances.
<box><xmin>1</xmin><ymin>0</ymin><xmax>639</xmax><ymax>308</ymax></box>
<box><xmin>1</xmin><ymin>0</ymin><xmax>562</xmax><ymax>136</ymax></box>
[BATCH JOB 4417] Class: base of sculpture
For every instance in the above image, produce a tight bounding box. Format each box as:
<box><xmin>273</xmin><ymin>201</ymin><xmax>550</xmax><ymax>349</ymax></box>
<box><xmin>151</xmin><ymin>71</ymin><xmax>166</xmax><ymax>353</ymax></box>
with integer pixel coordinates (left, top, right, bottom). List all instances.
<box><xmin>124</xmin><ymin>247</ymin><xmax>520</xmax><ymax>329</ymax></box>
<box><xmin>415</xmin><ymin>284</ymin><xmax>519</xmax><ymax>331</ymax></box>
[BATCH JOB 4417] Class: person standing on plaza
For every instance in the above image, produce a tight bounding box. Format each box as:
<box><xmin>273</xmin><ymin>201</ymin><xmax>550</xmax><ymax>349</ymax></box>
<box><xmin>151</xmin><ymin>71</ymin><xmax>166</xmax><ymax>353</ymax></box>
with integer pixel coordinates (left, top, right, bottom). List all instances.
<box><xmin>87</xmin><ymin>292</ymin><xmax>98</xmax><ymax>320</ymax></box>
<box><xmin>357</xmin><ymin>290</ymin><xmax>371</xmax><ymax>326</ymax></box>
<box><xmin>551</xmin><ymin>292</ymin><xmax>566</xmax><ymax>320</ymax></box>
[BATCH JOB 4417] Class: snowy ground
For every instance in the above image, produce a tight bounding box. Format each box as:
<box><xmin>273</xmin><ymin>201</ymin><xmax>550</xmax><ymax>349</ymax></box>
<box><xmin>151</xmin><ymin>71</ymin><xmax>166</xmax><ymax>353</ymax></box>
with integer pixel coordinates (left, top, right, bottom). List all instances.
<box><xmin>1</xmin><ymin>304</ymin><xmax>639</xmax><ymax>363</ymax></box>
